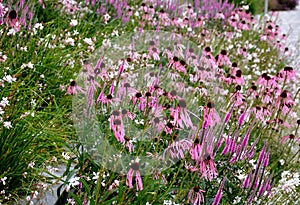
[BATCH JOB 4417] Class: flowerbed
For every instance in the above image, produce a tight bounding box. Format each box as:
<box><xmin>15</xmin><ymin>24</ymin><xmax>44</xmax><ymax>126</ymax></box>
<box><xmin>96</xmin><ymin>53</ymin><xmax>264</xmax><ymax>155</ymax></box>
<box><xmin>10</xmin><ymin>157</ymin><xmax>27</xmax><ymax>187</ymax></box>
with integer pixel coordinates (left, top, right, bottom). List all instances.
<box><xmin>0</xmin><ymin>0</ymin><xmax>299</xmax><ymax>205</ymax></box>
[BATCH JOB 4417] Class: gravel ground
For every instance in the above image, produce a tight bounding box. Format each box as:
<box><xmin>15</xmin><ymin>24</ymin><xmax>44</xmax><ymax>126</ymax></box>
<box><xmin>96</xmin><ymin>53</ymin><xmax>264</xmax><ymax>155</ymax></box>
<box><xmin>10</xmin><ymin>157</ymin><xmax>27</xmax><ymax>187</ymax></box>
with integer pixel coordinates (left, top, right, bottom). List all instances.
<box><xmin>276</xmin><ymin>4</ymin><xmax>300</xmax><ymax>67</ymax></box>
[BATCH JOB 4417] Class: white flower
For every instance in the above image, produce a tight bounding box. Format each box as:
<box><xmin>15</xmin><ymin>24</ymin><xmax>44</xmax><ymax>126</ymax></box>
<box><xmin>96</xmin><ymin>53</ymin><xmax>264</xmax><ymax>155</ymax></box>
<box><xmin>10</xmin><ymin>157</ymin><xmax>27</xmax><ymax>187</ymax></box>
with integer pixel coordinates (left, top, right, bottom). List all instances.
<box><xmin>83</xmin><ymin>38</ymin><xmax>94</xmax><ymax>46</ymax></box>
<box><xmin>62</xmin><ymin>152</ymin><xmax>70</xmax><ymax>160</ymax></box>
<box><xmin>70</xmin><ymin>19</ymin><xmax>78</xmax><ymax>27</ymax></box>
<box><xmin>163</xmin><ymin>200</ymin><xmax>172</xmax><ymax>205</ymax></box>
<box><xmin>69</xmin><ymin>177</ymin><xmax>80</xmax><ymax>187</ymax></box>
<box><xmin>27</xmin><ymin>62</ymin><xmax>34</xmax><ymax>69</ymax></box>
<box><xmin>26</xmin><ymin>196</ymin><xmax>31</xmax><ymax>201</ymax></box>
<box><xmin>28</xmin><ymin>161</ymin><xmax>35</xmax><ymax>169</ymax></box>
<box><xmin>233</xmin><ymin>196</ymin><xmax>241</xmax><ymax>204</ymax></box>
<box><xmin>279</xmin><ymin>159</ymin><xmax>285</xmax><ymax>165</ymax></box>
<box><xmin>0</xmin><ymin>97</ymin><xmax>9</xmax><ymax>107</ymax></box>
<box><xmin>3</xmin><ymin>75</ymin><xmax>16</xmax><ymax>83</ymax></box>
<box><xmin>67</xmin><ymin>198</ymin><xmax>76</xmax><ymax>205</ymax></box>
<box><xmin>1</xmin><ymin>177</ymin><xmax>7</xmax><ymax>185</ymax></box>
<box><xmin>22</xmin><ymin>172</ymin><xmax>28</xmax><ymax>178</ymax></box>
<box><xmin>34</xmin><ymin>23</ymin><xmax>44</xmax><ymax>30</ymax></box>
<box><xmin>3</xmin><ymin>121</ymin><xmax>12</xmax><ymax>129</ymax></box>
<box><xmin>104</xmin><ymin>13</ymin><xmax>111</xmax><ymax>22</ymax></box>
<box><xmin>65</xmin><ymin>38</ymin><xmax>75</xmax><ymax>46</ymax></box>
<box><xmin>0</xmin><ymin>107</ymin><xmax>4</xmax><ymax>115</ymax></box>
<box><xmin>73</xmin><ymin>30</ymin><xmax>79</xmax><ymax>35</ymax></box>
<box><xmin>30</xmin><ymin>99</ymin><xmax>36</xmax><ymax>106</ymax></box>
<box><xmin>242</xmin><ymin>5</ymin><xmax>249</xmax><ymax>10</ymax></box>
<box><xmin>7</xmin><ymin>28</ymin><xmax>17</xmax><ymax>36</ymax></box>
<box><xmin>92</xmin><ymin>172</ymin><xmax>99</xmax><ymax>182</ymax></box>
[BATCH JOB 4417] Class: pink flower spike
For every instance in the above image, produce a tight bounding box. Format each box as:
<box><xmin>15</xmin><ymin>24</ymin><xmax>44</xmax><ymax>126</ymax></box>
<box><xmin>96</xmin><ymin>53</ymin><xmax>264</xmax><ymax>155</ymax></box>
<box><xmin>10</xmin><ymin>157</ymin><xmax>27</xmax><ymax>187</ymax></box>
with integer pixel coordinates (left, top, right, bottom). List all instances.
<box><xmin>238</xmin><ymin>111</ymin><xmax>247</xmax><ymax>126</ymax></box>
<box><xmin>224</xmin><ymin>104</ymin><xmax>234</xmax><ymax>123</ymax></box>
<box><xmin>258</xmin><ymin>144</ymin><xmax>267</xmax><ymax>164</ymax></box>
<box><xmin>212</xmin><ymin>179</ymin><xmax>225</xmax><ymax>205</ymax></box>
<box><xmin>263</xmin><ymin>151</ymin><xmax>270</xmax><ymax>167</ymax></box>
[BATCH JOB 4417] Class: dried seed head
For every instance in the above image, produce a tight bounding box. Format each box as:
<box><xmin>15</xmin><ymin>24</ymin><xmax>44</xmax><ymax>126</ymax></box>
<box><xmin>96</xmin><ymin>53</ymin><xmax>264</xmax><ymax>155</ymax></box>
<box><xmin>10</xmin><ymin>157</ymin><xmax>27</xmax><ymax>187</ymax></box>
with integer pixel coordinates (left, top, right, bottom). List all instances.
<box><xmin>251</xmin><ymin>85</ymin><xmax>257</xmax><ymax>90</ymax></box>
<box><xmin>284</xmin><ymin>66</ymin><xmax>293</xmax><ymax>71</ymax></box>
<box><xmin>100</xmin><ymin>62</ymin><xmax>105</xmax><ymax>68</ymax></box>
<box><xmin>180</xmin><ymin>60</ymin><xmax>186</xmax><ymax>66</ymax></box>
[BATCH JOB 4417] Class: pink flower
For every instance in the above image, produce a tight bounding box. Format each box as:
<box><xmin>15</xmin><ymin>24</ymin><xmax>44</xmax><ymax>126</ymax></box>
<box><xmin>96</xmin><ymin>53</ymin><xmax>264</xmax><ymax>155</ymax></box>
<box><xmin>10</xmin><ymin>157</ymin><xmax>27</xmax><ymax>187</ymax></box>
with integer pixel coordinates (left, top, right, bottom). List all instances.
<box><xmin>66</xmin><ymin>80</ymin><xmax>84</xmax><ymax>95</ymax></box>
<box><xmin>85</xmin><ymin>76</ymin><xmax>100</xmax><ymax>107</ymax></box>
<box><xmin>188</xmin><ymin>186</ymin><xmax>205</xmax><ymax>205</ymax></box>
<box><xmin>132</xmin><ymin>92</ymin><xmax>147</xmax><ymax>111</ymax></box>
<box><xmin>202</xmin><ymin>101</ymin><xmax>221</xmax><ymax>129</ymax></box>
<box><xmin>190</xmin><ymin>138</ymin><xmax>202</xmax><ymax>161</ymax></box>
<box><xmin>169</xmin><ymin>99</ymin><xmax>193</xmax><ymax>129</ymax></box>
<box><xmin>281</xmin><ymin>134</ymin><xmax>300</xmax><ymax>143</ymax></box>
<box><xmin>216</xmin><ymin>50</ymin><xmax>231</xmax><ymax>67</ymax></box>
<box><xmin>230</xmin><ymin>90</ymin><xmax>245</xmax><ymax>107</ymax></box>
<box><xmin>6</xmin><ymin>10</ymin><xmax>21</xmax><ymax>31</ymax></box>
<box><xmin>109</xmin><ymin>110</ymin><xmax>125</xmax><ymax>143</ymax></box>
<box><xmin>148</xmin><ymin>44</ymin><xmax>160</xmax><ymax>61</ymax></box>
<box><xmin>117</xmin><ymin>81</ymin><xmax>138</xmax><ymax>100</ymax></box>
<box><xmin>199</xmin><ymin>153</ymin><xmax>217</xmax><ymax>181</ymax></box>
<box><xmin>163</xmin><ymin>138</ymin><xmax>193</xmax><ymax>160</ymax></box>
<box><xmin>124</xmin><ymin>136</ymin><xmax>134</xmax><ymax>153</ymax></box>
<box><xmin>126</xmin><ymin>162</ymin><xmax>143</xmax><ymax>191</ymax></box>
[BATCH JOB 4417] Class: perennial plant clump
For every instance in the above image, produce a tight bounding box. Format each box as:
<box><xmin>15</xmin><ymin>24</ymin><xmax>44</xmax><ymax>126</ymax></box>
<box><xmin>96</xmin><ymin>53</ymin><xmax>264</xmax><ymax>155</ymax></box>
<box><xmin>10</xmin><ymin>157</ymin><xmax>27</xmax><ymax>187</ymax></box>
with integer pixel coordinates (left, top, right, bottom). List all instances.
<box><xmin>0</xmin><ymin>0</ymin><xmax>299</xmax><ymax>205</ymax></box>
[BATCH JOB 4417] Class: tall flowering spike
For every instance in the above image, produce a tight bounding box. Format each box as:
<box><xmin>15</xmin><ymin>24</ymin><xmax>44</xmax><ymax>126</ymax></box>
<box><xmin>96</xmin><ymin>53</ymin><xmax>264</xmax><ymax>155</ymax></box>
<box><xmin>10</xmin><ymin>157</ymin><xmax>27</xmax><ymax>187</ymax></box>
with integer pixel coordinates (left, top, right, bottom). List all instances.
<box><xmin>258</xmin><ymin>143</ymin><xmax>267</xmax><ymax>164</ymax></box>
<box><xmin>241</xmin><ymin>124</ymin><xmax>252</xmax><ymax>149</ymax></box>
<box><xmin>224</xmin><ymin>104</ymin><xmax>234</xmax><ymax>123</ymax></box>
<box><xmin>263</xmin><ymin>151</ymin><xmax>270</xmax><ymax>167</ymax></box>
<box><xmin>243</xmin><ymin>170</ymin><xmax>252</xmax><ymax>189</ymax></box>
<box><xmin>238</xmin><ymin>111</ymin><xmax>247</xmax><ymax>126</ymax></box>
<box><xmin>212</xmin><ymin>179</ymin><xmax>225</xmax><ymax>205</ymax></box>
